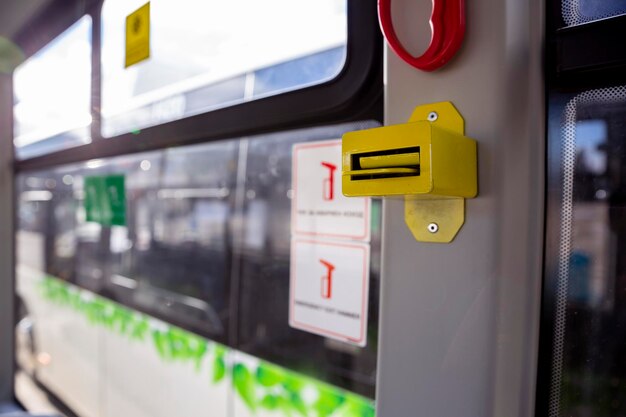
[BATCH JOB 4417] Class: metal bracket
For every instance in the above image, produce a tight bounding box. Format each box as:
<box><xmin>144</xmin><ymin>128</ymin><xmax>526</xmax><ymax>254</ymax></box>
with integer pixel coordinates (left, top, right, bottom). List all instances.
<box><xmin>404</xmin><ymin>102</ymin><xmax>468</xmax><ymax>243</ymax></box>
<box><xmin>405</xmin><ymin>196</ymin><xmax>464</xmax><ymax>243</ymax></box>
<box><xmin>342</xmin><ymin>101</ymin><xmax>477</xmax><ymax>244</ymax></box>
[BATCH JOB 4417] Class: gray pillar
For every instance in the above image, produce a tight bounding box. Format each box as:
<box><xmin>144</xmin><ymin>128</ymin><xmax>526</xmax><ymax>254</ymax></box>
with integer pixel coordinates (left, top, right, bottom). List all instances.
<box><xmin>0</xmin><ymin>72</ymin><xmax>15</xmax><ymax>402</ymax></box>
<box><xmin>376</xmin><ymin>0</ymin><xmax>544</xmax><ymax>416</ymax></box>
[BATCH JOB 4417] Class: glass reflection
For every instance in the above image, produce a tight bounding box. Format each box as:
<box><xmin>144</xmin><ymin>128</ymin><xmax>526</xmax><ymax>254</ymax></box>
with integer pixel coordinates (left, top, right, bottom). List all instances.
<box><xmin>548</xmin><ymin>90</ymin><xmax>626</xmax><ymax>416</ymax></box>
<box><xmin>13</xmin><ymin>17</ymin><xmax>92</xmax><ymax>159</ymax></box>
<box><xmin>15</xmin><ymin>123</ymin><xmax>381</xmax><ymax>401</ymax></box>
<box><xmin>236</xmin><ymin>127</ymin><xmax>381</xmax><ymax>399</ymax></box>
<box><xmin>101</xmin><ymin>0</ymin><xmax>347</xmax><ymax>137</ymax></box>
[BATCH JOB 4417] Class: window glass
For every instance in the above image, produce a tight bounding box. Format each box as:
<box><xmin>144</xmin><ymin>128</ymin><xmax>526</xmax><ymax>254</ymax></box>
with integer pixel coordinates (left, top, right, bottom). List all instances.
<box><xmin>16</xmin><ymin>170</ymin><xmax>80</xmax><ymax>282</ymax></box>
<box><xmin>545</xmin><ymin>86</ymin><xmax>626</xmax><ymax>416</ymax></box>
<box><xmin>15</xmin><ymin>122</ymin><xmax>382</xmax><ymax>398</ymax></box>
<box><xmin>15</xmin><ymin>143</ymin><xmax>237</xmax><ymax>342</ymax></box>
<box><xmin>236</xmin><ymin>122</ymin><xmax>382</xmax><ymax>399</ymax></box>
<box><xmin>13</xmin><ymin>16</ymin><xmax>92</xmax><ymax>160</ymax></box>
<box><xmin>101</xmin><ymin>0</ymin><xmax>348</xmax><ymax>137</ymax></box>
<box><xmin>108</xmin><ymin>143</ymin><xmax>238</xmax><ymax>340</ymax></box>
<box><xmin>563</xmin><ymin>0</ymin><xmax>626</xmax><ymax>26</ymax></box>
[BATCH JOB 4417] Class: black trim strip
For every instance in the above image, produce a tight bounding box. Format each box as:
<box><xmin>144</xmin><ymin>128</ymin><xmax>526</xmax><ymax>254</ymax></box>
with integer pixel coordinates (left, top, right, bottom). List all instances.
<box><xmin>557</xmin><ymin>15</ymin><xmax>626</xmax><ymax>76</ymax></box>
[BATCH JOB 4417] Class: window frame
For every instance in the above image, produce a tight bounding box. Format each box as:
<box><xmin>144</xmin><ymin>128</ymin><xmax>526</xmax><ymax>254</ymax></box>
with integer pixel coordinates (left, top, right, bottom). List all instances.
<box><xmin>547</xmin><ymin>3</ymin><xmax>626</xmax><ymax>91</ymax></box>
<box><xmin>536</xmin><ymin>3</ymin><xmax>626</xmax><ymax>416</ymax></box>
<box><xmin>13</xmin><ymin>0</ymin><xmax>383</xmax><ymax>171</ymax></box>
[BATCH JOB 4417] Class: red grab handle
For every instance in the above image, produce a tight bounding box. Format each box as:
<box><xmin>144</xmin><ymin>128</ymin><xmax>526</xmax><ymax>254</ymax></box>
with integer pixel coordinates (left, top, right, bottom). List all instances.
<box><xmin>378</xmin><ymin>0</ymin><xmax>466</xmax><ymax>72</ymax></box>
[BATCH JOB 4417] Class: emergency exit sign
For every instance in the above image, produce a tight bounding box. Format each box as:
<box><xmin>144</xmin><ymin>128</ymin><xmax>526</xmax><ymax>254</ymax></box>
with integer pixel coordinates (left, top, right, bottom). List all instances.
<box><xmin>289</xmin><ymin>139</ymin><xmax>372</xmax><ymax>347</ymax></box>
<box><xmin>289</xmin><ymin>239</ymin><xmax>370</xmax><ymax>347</ymax></box>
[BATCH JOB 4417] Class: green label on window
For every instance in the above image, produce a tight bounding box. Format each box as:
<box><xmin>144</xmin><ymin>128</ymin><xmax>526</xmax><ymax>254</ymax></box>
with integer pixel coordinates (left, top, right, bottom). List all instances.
<box><xmin>84</xmin><ymin>175</ymin><xmax>126</xmax><ymax>226</ymax></box>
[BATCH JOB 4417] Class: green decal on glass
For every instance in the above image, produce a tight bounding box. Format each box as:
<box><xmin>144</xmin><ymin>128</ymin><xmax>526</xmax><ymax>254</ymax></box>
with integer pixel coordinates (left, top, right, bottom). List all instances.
<box><xmin>84</xmin><ymin>175</ymin><xmax>126</xmax><ymax>226</ymax></box>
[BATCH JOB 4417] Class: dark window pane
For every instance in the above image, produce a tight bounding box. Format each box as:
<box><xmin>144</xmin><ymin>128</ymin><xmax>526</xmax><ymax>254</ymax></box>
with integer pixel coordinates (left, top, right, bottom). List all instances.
<box><xmin>15</xmin><ymin>124</ymin><xmax>382</xmax><ymax>403</ymax></box>
<box><xmin>105</xmin><ymin>144</ymin><xmax>238</xmax><ymax>340</ymax></box>
<box><xmin>15</xmin><ymin>143</ymin><xmax>238</xmax><ymax>342</ymax></box>
<box><xmin>236</xmin><ymin>122</ymin><xmax>381</xmax><ymax>399</ymax></box>
<box><xmin>545</xmin><ymin>86</ymin><xmax>626</xmax><ymax>416</ymax></box>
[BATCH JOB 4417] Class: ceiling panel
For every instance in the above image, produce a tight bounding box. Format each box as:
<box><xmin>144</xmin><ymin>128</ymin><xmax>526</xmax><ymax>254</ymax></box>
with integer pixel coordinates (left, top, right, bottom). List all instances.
<box><xmin>0</xmin><ymin>0</ymin><xmax>53</xmax><ymax>38</ymax></box>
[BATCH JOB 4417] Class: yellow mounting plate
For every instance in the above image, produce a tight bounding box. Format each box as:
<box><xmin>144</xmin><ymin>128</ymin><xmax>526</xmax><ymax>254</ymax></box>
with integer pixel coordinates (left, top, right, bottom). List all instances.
<box><xmin>341</xmin><ymin>101</ymin><xmax>477</xmax><ymax>243</ymax></box>
<box><xmin>406</xmin><ymin>102</ymin><xmax>468</xmax><ymax>243</ymax></box>
<box><xmin>405</xmin><ymin>196</ymin><xmax>465</xmax><ymax>243</ymax></box>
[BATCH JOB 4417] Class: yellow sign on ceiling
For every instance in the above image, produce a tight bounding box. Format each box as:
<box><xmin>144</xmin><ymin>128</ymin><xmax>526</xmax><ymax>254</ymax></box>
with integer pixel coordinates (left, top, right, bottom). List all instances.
<box><xmin>125</xmin><ymin>2</ymin><xmax>150</xmax><ymax>68</ymax></box>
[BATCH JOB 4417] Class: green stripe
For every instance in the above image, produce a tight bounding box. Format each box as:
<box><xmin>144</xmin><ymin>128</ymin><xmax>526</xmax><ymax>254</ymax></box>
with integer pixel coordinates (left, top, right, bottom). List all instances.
<box><xmin>37</xmin><ymin>275</ymin><xmax>375</xmax><ymax>416</ymax></box>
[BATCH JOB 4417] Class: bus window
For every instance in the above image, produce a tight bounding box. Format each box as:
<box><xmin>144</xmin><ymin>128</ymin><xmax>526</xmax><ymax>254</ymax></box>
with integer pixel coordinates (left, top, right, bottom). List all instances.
<box><xmin>124</xmin><ymin>142</ymin><xmax>238</xmax><ymax>340</ymax></box>
<box><xmin>12</xmin><ymin>1</ymin><xmax>381</xmax><ymax>414</ymax></box>
<box><xmin>13</xmin><ymin>16</ymin><xmax>92</xmax><ymax>160</ymax></box>
<box><xmin>101</xmin><ymin>0</ymin><xmax>348</xmax><ymax>137</ymax></box>
<box><xmin>16</xmin><ymin>176</ymin><xmax>55</xmax><ymax>275</ymax></box>
<box><xmin>16</xmin><ymin>169</ymin><xmax>82</xmax><ymax>284</ymax></box>
<box><xmin>544</xmin><ymin>87</ymin><xmax>626</xmax><ymax>416</ymax></box>
<box><xmin>563</xmin><ymin>0</ymin><xmax>626</xmax><ymax>26</ymax></box>
<box><xmin>236</xmin><ymin>122</ymin><xmax>381</xmax><ymax>399</ymax></box>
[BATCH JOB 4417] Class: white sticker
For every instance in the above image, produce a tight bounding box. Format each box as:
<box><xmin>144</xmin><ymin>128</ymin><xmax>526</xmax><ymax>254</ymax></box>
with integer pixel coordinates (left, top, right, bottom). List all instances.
<box><xmin>292</xmin><ymin>140</ymin><xmax>371</xmax><ymax>241</ymax></box>
<box><xmin>289</xmin><ymin>238</ymin><xmax>370</xmax><ymax>347</ymax></box>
